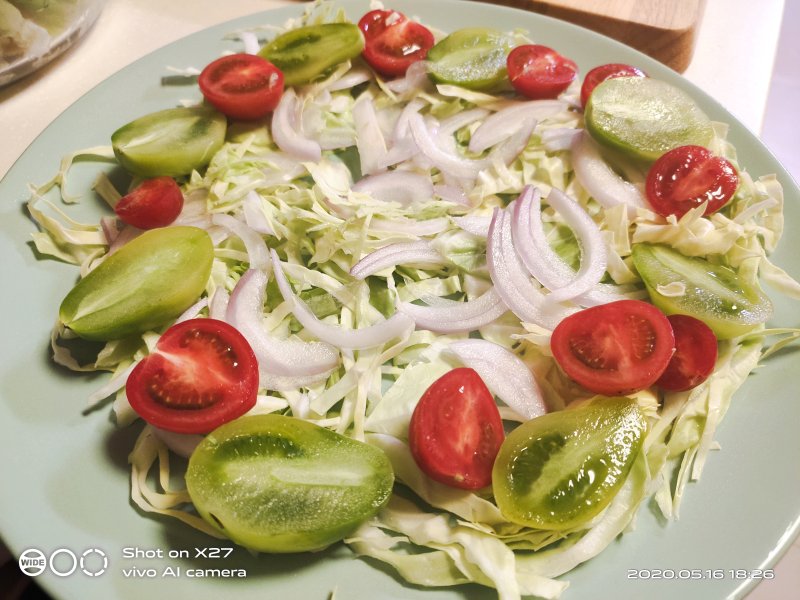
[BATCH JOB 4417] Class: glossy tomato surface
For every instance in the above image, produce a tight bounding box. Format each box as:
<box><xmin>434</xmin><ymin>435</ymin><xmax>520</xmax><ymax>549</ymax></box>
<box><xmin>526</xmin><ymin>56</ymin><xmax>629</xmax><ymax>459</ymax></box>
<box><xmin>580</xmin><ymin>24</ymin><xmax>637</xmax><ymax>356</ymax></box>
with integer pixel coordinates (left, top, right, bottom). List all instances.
<box><xmin>358</xmin><ymin>9</ymin><xmax>434</xmax><ymax>77</ymax></box>
<box><xmin>506</xmin><ymin>44</ymin><xmax>577</xmax><ymax>99</ymax></box>
<box><xmin>657</xmin><ymin>314</ymin><xmax>719</xmax><ymax>391</ymax></box>
<box><xmin>550</xmin><ymin>300</ymin><xmax>675</xmax><ymax>395</ymax></box>
<box><xmin>408</xmin><ymin>368</ymin><xmax>504</xmax><ymax>490</ymax></box>
<box><xmin>199</xmin><ymin>53</ymin><xmax>284</xmax><ymax>121</ymax></box>
<box><xmin>126</xmin><ymin>318</ymin><xmax>258</xmax><ymax>434</ymax></box>
<box><xmin>646</xmin><ymin>145</ymin><xmax>739</xmax><ymax>218</ymax></box>
<box><xmin>114</xmin><ymin>176</ymin><xmax>184</xmax><ymax>229</ymax></box>
<box><xmin>580</xmin><ymin>63</ymin><xmax>646</xmax><ymax>108</ymax></box>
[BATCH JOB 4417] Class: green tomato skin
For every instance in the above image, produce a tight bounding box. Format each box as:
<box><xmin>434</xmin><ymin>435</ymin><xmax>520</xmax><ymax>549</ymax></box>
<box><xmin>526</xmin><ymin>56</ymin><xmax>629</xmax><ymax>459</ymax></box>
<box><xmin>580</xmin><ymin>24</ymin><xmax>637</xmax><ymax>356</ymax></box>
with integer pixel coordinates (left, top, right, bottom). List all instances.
<box><xmin>426</xmin><ymin>28</ymin><xmax>512</xmax><ymax>91</ymax></box>
<box><xmin>111</xmin><ymin>105</ymin><xmax>226</xmax><ymax>177</ymax></box>
<box><xmin>186</xmin><ymin>414</ymin><xmax>394</xmax><ymax>553</ymax></box>
<box><xmin>492</xmin><ymin>397</ymin><xmax>646</xmax><ymax>531</ymax></box>
<box><xmin>631</xmin><ymin>243</ymin><xmax>773</xmax><ymax>339</ymax></box>
<box><xmin>58</xmin><ymin>226</ymin><xmax>213</xmax><ymax>341</ymax></box>
<box><xmin>259</xmin><ymin>23</ymin><xmax>364</xmax><ymax>87</ymax></box>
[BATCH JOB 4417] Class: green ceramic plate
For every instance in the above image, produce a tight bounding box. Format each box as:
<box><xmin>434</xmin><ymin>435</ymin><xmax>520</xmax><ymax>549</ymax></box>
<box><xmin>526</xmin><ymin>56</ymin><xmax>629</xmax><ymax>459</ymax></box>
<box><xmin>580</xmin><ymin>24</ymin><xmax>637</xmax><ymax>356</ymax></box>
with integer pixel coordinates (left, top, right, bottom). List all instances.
<box><xmin>0</xmin><ymin>1</ymin><xmax>798</xmax><ymax>599</ymax></box>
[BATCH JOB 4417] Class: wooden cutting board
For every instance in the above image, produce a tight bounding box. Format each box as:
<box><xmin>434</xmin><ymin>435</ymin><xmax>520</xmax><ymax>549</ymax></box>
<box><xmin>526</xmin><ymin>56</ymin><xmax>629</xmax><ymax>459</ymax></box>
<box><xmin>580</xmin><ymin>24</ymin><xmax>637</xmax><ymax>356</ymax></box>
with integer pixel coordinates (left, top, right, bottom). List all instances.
<box><xmin>474</xmin><ymin>0</ymin><xmax>707</xmax><ymax>72</ymax></box>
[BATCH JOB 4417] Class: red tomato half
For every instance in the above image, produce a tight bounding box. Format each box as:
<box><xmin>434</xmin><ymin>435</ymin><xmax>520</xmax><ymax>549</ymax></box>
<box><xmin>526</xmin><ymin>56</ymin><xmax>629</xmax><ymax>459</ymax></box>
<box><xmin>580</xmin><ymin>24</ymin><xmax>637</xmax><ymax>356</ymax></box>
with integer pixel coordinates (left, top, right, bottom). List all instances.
<box><xmin>646</xmin><ymin>145</ymin><xmax>739</xmax><ymax>218</ymax></box>
<box><xmin>580</xmin><ymin>63</ymin><xmax>646</xmax><ymax>108</ymax></box>
<box><xmin>127</xmin><ymin>318</ymin><xmax>259</xmax><ymax>434</ymax></box>
<box><xmin>358</xmin><ymin>9</ymin><xmax>434</xmax><ymax>78</ymax></box>
<box><xmin>506</xmin><ymin>44</ymin><xmax>577</xmax><ymax>100</ymax></box>
<box><xmin>408</xmin><ymin>368</ymin><xmax>504</xmax><ymax>490</ymax></box>
<box><xmin>114</xmin><ymin>176</ymin><xmax>184</xmax><ymax>230</ymax></box>
<box><xmin>551</xmin><ymin>300</ymin><xmax>675</xmax><ymax>395</ymax></box>
<box><xmin>199</xmin><ymin>53</ymin><xmax>284</xmax><ymax>121</ymax></box>
<box><xmin>657</xmin><ymin>315</ymin><xmax>718</xmax><ymax>391</ymax></box>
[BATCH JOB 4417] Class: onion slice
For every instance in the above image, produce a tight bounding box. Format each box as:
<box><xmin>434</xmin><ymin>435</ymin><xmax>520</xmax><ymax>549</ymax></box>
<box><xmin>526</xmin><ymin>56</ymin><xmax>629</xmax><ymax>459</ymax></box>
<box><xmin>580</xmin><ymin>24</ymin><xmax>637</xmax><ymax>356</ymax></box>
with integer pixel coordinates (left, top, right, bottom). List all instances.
<box><xmin>270</xmin><ymin>250</ymin><xmax>414</xmax><ymax>349</ymax></box>
<box><xmin>350</xmin><ymin>240</ymin><xmax>445</xmax><ymax>280</ymax></box>
<box><xmin>486</xmin><ymin>206</ymin><xmax>575</xmax><ymax>329</ymax></box>
<box><xmin>571</xmin><ymin>131</ymin><xmax>647</xmax><ymax>216</ymax></box>
<box><xmin>469</xmin><ymin>99</ymin><xmax>564</xmax><ymax>153</ymax></box>
<box><xmin>353</xmin><ymin>94</ymin><xmax>388</xmax><ymax>175</ymax></box>
<box><xmin>398</xmin><ymin>288</ymin><xmax>507</xmax><ymax>333</ymax></box>
<box><xmin>212</xmin><ymin>212</ymin><xmax>270</xmax><ymax>272</ymax></box>
<box><xmin>242</xmin><ymin>191</ymin><xmax>275</xmax><ymax>236</ymax></box>
<box><xmin>226</xmin><ymin>269</ymin><xmax>339</xmax><ymax>383</ymax></box>
<box><xmin>352</xmin><ymin>171</ymin><xmax>434</xmax><ymax>206</ymax></box>
<box><xmin>408</xmin><ymin>112</ymin><xmax>487</xmax><ymax>179</ymax></box>
<box><xmin>448</xmin><ymin>339</ymin><xmax>547</xmax><ymax>420</ymax></box>
<box><xmin>272</xmin><ymin>88</ymin><xmax>322</xmax><ymax>162</ymax></box>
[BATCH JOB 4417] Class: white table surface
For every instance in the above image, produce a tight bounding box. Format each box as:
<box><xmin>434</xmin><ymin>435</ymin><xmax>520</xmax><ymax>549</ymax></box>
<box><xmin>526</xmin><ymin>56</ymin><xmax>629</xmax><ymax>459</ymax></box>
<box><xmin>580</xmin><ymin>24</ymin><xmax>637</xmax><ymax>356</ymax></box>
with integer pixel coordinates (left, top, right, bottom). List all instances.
<box><xmin>0</xmin><ymin>0</ymin><xmax>794</xmax><ymax>598</ymax></box>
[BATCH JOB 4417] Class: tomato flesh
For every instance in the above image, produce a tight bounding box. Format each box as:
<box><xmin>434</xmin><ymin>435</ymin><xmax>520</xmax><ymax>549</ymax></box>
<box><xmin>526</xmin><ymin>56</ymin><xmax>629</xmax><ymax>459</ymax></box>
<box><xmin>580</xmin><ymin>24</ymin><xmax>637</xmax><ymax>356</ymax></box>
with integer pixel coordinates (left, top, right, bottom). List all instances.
<box><xmin>199</xmin><ymin>54</ymin><xmax>284</xmax><ymax>121</ymax></box>
<box><xmin>646</xmin><ymin>145</ymin><xmax>739</xmax><ymax>218</ymax></box>
<box><xmin>657</xmin><ymin>314</ymin><xmax>718</xmax><ymax>391</ymax></box>
<box><xmin>506</xmin><ymin>44</ymin><xmax>577</xmax><ymax>100</ymax></box>
<box><xmin>127</xmin><ymin>318</ymin><xmax>258</xmax><ymax>434</ymax></box>
<box><xmin>550</xmin><ymin>300</ymin><xmax>675</xmax><ymax>395</ymax></box>
<box><xmin>358</xmin><ymin>9</ymin><xmax>434</xmax><ymax>78</ymax></box>
<box><xmin>580</xmin><ymin>63</ymin><xmax>645</xmax><ymax>108</ymax></box>
<box><xmin>408</xmin><ymin>368</ymin><xmax>504</xmax><ymax>490</ymax></box>
<box><xmin>114</xmin><ymin>176</ymin><xmax>183</xmax><ymax>230</ymax></box>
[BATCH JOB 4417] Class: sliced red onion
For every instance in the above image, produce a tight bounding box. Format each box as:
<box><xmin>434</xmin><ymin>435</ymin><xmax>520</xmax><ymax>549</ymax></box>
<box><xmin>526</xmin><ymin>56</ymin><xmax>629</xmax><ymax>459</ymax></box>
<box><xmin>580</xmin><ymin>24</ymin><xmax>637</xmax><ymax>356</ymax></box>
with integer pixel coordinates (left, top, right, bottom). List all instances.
<box><xmin>408</xmin><ymin>112</ymin><xmax>487</xmax><ymax>179</ymax></box>
<box><xmin>369</xmin><ymin>216</ymin><xmax>449</xmax><ymax>237</ymax></box>
<box><xmin>352</xmin><ymin>171</ymin><xmax>434</xmax><ymax>206</ymax></box>
<box><xmin>541</xmin><ymin>127</ymin><xmax>582</xmax><ymax>152</ymax></box>
<box><xmin>448</xmin><ymin>339</ymin><xmax>547</xmax><ymax>420</ymax></box>
<box><xmin>384</xmin><ymin>60</ymin><xmax>430</xmax><ymax>95</ymax></box>
<box><xmin>398</xmin><ymin>287</ymin><xmax>507</xmax><ymax>333</ymax></box>
<box><xmin>353</xmin><ymin>94</ymin><xmax>388</xmax><ymax>175</ymax></box>
<box><xmin>87</xmin><ymin>363</ymin><xmax>136</xmax><ymax>408</ymax></box>
<box><xmin>272</xmin><ymin>88</ymin><xmax>322</xmax><ymax>162</ymax></box>
<box><xmin>350</xmin><ymin>241</ymin><xmax>445</xmax><ymax>280</ymax></box>
<box><xmin>107</xmin><ymin>224</ymin><xmax>142</xmax><ymax>255</ymax></box>
<box><xmin>469</xmin><ymin>100</ymin><xmax>564</xmax><ymax>153</ymax></box>
<box><xmin>486</xmin><ymin>206</ymin><xmax>575</xmax><ymax>329</ymax></box>
<box><xmin>242</xmin><ymin>191</ymin><xmax>275</xmax><ymax>236</ymax></box>
<box><xmin>438</xmin><ymin>108</ymin><xmax>490</xmax><ymax>138</ymax></box>
<box><xmin>375</xmin><ymin>139</ymin><xmax>418</xmax><ymax>170</ymax></box>
<box><xmin>328</xmin><ymin>67</ymin><xmax>372</xmax><ymax>91</ymax></box>
<box><xmin>571</xmin><ymin>132</ymin><xmax>647</xmax><ymax>216</ymax></box>
<box><xmin>433</xmin><ymin>184</ymin><xmax>470</xmax><ymax>207</ymax></box>
<box><xmin>175</xmin><ymin>297</ymin><xmax>208</xmax><ymax>323</ymax></box>
<box><xmin>212</xmin><ymin>213</ymin><xmax>270</xmax><ymax>272</ymax></box>
<box><xmin>153</xmin><ymin>427</ymin><xmax>203</xmax><ymax>458</ymax></box>
<box><xmin>488</xmin><ymin>117</ymin><xmax>536</xmax><ymax>166</ymax></box>
<box><xmin>226</xmin><ymin>269</ymin><xmax>339</xmax><ymax>383</ymax></box>
<box><xmin>100</xmin><ymin>216</ymin><xmax>120</xmax><ymax>245</ymax></box>
<box><xmin>271</xmin><ymin>250</ymin><xmax>414</xmax><ymax>349</ymax></box>
<box><xmin>209</xmin><ymin>287</ymin><xmax>229</xmax><ymax>320</ymax></box>
<box><xmin>452</xmin><ymin>215</ymin><xmax>491</xmax><ymax>237</ymax></box>
<box><xmin>392</xmin><ymin>97</ymin><xmax>425</xmax><ymax>143</ymax></box>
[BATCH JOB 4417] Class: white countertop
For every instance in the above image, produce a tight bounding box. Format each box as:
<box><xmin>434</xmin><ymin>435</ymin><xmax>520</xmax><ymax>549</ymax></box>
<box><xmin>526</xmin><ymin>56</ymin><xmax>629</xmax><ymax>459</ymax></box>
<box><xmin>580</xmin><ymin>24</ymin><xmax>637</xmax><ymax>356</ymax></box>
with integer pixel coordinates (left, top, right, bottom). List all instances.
<box><xmin>0</xmin><ymin>1</ymin><xmax>794</xmax><ymax>598</ymax></box>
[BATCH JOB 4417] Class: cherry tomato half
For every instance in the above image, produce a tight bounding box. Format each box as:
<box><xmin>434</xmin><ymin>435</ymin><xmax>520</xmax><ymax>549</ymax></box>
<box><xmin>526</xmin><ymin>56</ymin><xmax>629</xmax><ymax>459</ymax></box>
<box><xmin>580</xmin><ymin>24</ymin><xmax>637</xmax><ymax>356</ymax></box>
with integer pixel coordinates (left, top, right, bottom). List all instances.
<box><xmin>580</xmin><ymin>63</ymin><xmax>646</xmax><ymax>108</ymax></box>
<box><xmin>408</xmin><ymin>368</ymin><xmax>504</xmax><ymax>490</ymax></box>
<box><xmin>506</xmin><ymin>44</ymin><xmax>577</xmax><ymax>100</ymax></box>
<box><xmin>358</xmin><ymin>9</ymin><xmax>434</xmax><ymax>78</ymax></box>
<box><xmin>551</xmin><ymin>300</ymin><xmax>675</xmax><ymax>395</ymax></box>
<box><xmin>198</xmin><ymin>53</ymin><xmax>284</xmax><ymax>121</ymax></box>
<box><xmin>127</xmin><ymin>318</ymin><xmax>259</xmax><ymax>434</ymax></box>
<box><xmin>646</xmin><ymin>145</ymin><xmax>739</xmax><ymax>218</ymax></box>
<box><xmin>656</xmin><ymin>314</ymin><xmax>718</xmax><ymax>391</ymax></box>
<box><xmin>114</xmin><ymin>176</ymin><xmax>184</xmax><ymax>230</ymax></box>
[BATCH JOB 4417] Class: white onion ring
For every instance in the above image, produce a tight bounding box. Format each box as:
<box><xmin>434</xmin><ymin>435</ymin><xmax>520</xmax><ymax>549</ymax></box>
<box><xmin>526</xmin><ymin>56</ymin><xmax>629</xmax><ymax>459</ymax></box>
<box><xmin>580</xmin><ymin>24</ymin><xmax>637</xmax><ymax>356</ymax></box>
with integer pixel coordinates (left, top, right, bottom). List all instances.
<box><xmin>542</xmin><ymin>127</ymin><xmax>582</xmax><ymax>152</ymax></box>
<box><xmin>328</xmin><ymin>67</ymin><xmax>372</xmax><ymax>91</ymax></box>
<box><xmin>488</xmin><ymin>117</ymin><xmax>536</xmax><ymax>166</ymax></box>
<box><xmin>175</xmin><ymin>297</ymin><xmax>208</xmax><ymax>324</ymax></box>
<box><xmin>486</xmin><ymin>206</ymin><xmax>575</xmax><ymax>329</ymax></box>
<box><xmin>408</xmin><ymin>112</ymin><xmax>487</xmax><ymax>179</ymax></box>
<box><xmin>438</xmin><ymin>108</ymin><xmax>490</xmax><ymax>138</ymax></box>
<box><xmin>212</xmin><ymin>213</ymin><xmax>270</xmax><ymax>272</ymax></box>
<box><xmin>226</xmin><ymin>270</ymin><xmax>339</xmax><ymax>384</ymax></box>
<box><xmin>350</xmin><ymin>241</ymin><xmax>446</xmax><ymax>280</ymax></box>
<box><xmin>398</xmin><ymin>288</ymin><xmax>507</xmax><ymax>333</ymax></box>
<box><xmin>469</xmin><ymin>100</ymin><xmax>564</xmax><ymax>153</ymax></box>
<box><xmin>352</xmin><ymin>171</ymin><xmax>434</xmax><ymax>206</ymax></box>
<box><xmin>271</xmin><ymin>250</ymin><xmax>413</xmax><ymax>349</ymax></box>
<box><xmin>271</xmin><ymin>89</ymin><xmax>322</xmax><ymax>162</ymax></box>
<box><xmin>571</xmin><ymin>131</ymin><xmax>647</xmax><ymax>216</ymax></box>
<box><xmin>448</xmin><ymin>339</ymin><xmax>547</xmax><ymax>420</ymax></box>
<box><xmin>384</xmin><ymin>60</ymin><xmax>430</xmax><ymax>95</ymax></box>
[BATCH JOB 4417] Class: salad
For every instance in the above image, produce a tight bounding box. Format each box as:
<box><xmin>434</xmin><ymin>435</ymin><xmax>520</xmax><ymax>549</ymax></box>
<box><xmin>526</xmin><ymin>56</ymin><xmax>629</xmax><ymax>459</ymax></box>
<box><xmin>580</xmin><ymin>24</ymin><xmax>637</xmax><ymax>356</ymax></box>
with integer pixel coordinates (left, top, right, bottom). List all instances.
<box><xmin>26</xmin><ymin>1</ymin><xmax>800</xmax><ymax>598</ymax></box>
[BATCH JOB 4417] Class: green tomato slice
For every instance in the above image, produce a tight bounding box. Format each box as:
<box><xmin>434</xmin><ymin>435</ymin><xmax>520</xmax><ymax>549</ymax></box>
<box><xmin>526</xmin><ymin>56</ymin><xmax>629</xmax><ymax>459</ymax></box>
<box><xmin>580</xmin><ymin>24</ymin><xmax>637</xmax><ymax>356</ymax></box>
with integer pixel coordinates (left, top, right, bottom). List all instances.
<box><xmin>492</xmin><ymin>397</ymin><xmax>645</xmax><ymax>530</ymax></box>
<box><xmin>111</xmin><ymin>105</ymin><xmax>226</xmax><ymax>177</ymax></box>
<box><xmin>631</xmin><ymin>243</ymin><xmax>773</xmax><ymax>339</ymax></box>
<box><xmin>584</xmin><ymin>77</ymin><xmax>714</xmax><ymax>162</ymax></box>
<box><xmin>259</xmin><ymin>23</ymin><xmax>364</xmax><ymax>86</ymax></box>
<box><xmin>426</xmin><ymin>28</ymin><xmax>512</xmax><ymax>91</ymax></box>
<box><xmin>59</xmin><ymin>226</ymin><xmax>213</xmax><ymax>341</ymax></box>
<box><xmin>186</xmin><ymin>414</ymin><xmax>394</xmax><ymax>553</ymax></box>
